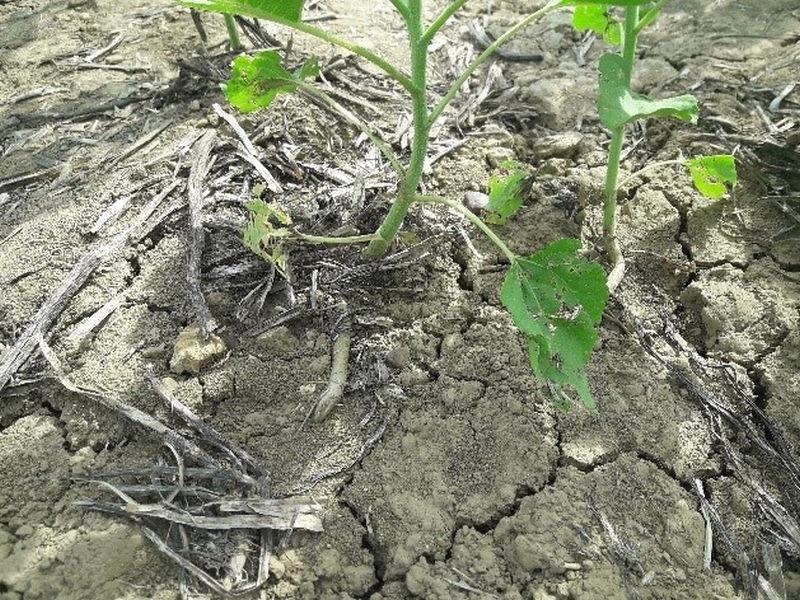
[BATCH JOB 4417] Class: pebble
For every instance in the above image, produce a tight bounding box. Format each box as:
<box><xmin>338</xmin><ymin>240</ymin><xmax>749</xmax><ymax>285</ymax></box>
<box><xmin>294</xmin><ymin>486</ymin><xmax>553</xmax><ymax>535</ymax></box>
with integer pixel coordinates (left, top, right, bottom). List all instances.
<box><xmin>386</xmin><ymin>344</ymin><xmax>411</xmax><ymax>369</ymax></box>
<box><xmin>485</xmin><ymin>146</ymin><xmax>516</xmax><ymax>168</ymax></box>
<box><xmin>464</xmin><ymin>191</ymin><xmax>490</xmax><ymax>212</ymax></box>
<box><xmin>269</xmin><ymin>556</ymin><xmax>286</xmax><ymax>579</ymax></box>
<box><xmin>169</xmin><ymin>325</ymin><xmax>227</xmax><ymax>375</ymax></box>
<box><xmin>440</xmin><ymin>332</ymin><xmax>463</xmax><ymax>353</ymax></box>
<box><xmin>531</xmin><ymin>132</ymin><xmax>585</xmax><ymax>161</ymax></box>
<box><xmin>299</xmin><ymin>383</ymin><xmax>317</xmax><ymax>396</ymax></box>
<box><xmin>14</xmin><ymin>525</ymin><xmax>33</xmax><ymax>538</ymax></box>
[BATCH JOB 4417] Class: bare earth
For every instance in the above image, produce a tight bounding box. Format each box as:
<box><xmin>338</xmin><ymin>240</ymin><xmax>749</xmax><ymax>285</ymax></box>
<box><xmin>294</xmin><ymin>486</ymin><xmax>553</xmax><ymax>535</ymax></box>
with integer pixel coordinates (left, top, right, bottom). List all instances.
<box><xmin>1</xmin><ymin>1</ymin><xmax>799</xmax><ymax>599</ymax></box>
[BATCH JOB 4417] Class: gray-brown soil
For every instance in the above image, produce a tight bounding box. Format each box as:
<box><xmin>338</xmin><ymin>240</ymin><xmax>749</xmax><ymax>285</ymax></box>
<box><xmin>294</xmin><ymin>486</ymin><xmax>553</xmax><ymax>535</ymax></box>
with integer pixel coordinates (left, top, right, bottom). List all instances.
<box><xmin>1</xmin><ymin>1</ymin><xmax>799</xmax><ymax>599</ymax></box>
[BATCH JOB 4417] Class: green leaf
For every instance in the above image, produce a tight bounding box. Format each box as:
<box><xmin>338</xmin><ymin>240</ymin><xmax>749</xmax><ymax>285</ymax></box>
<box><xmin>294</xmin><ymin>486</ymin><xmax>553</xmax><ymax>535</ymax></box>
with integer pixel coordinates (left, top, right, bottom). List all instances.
<box><xmin>598</xmin><ymin>53</ymin><xmax>699</xmax><ymax>129</ymax></box>
<box><xmin>177</xmin><ymin>0</ymin><xmax>305</xmax><ymax>22</ymax></box>
<box><xmin>565</xmin><ymin>0</ymin><xmax>653</xmax><ymax>5</ymax></box>
<box><xmin>636</xmin><ymin>0</ymin><xmax>666</xmax><ymax>31</ymax></box>
<box><xmin>295</xmin><ymin>57</ymin><xmax>320</xmax><ymax>81</ymax></box>
<box><xmin>224</xmin><ymin>51</ymin><xmax>317</xmax><ymax>113</ymax></box>
<box><xmin>501</xmin><ymin>238</ymin><xmax>608</xmax><ymax>408</ymax></box>
<box><xmin>244</xmin><ymin>199</ymin><xmax>293</xmax><ymax>276</ymax></box>
<box><xmin>687</xmin><ymin>154</ymin><xmax>738</xmax><ymax>199</ymax></box>
<box><xmin>572</xmin><ymin>5</ymin><xmax>621</xmax><ymax>46</ymax></box>
<box><xmin>486</xmin><ymin>160</ymin><xmax>528</xmax><ymax>225</ymax></box>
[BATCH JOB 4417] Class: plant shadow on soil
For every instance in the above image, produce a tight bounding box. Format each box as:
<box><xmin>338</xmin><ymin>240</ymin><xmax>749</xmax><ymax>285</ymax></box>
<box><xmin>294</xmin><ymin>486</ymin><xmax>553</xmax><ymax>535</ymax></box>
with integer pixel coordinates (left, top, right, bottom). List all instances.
<box><xmin>1</xmin><ymin>0</ymin><xmax>800</xmax><ymax>599</ymax></box>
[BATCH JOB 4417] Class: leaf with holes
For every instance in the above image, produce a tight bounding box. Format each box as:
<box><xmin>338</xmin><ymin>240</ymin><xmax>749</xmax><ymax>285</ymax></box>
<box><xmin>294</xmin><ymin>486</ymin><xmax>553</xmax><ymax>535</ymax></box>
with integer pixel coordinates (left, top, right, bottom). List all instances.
<box><xmin>501</xmin><ymin>238</ymin><xmax>608</xmax><ymax>408</ymax></box>
<box><xmin>687</xmin><ymin>154</ymin><xmax>738</xmax><ymax>199</ymax></box>
<box><xmin>486</xmin><ymin>160</ymin><xmax>529</xmax><ymax>225</ymax></box>
<box><xmin>244</xmin><ymin>199</ymin><xmax>293</xmax><ymax>276</ymax></box>
<box><xmin>177</xmin><ymin>0</ymin><xmax>305</xmax><ymax>22</ymax></box>
<box><xmin>224</xmin><ymin>51</ymin><xmax>318</xmax><ymax>113</ymax></box>
<box><xmin>598</xmin><ymin>53</ymin><xmax>699</xmax><ymax>129</ymax></box>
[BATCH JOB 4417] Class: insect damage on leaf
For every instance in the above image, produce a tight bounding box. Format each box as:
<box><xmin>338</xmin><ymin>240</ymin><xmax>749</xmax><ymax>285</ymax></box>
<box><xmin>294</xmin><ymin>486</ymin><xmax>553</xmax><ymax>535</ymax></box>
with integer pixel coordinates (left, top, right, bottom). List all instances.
<box><xmin>177</xmin><ymin>0</ymin><xmax>305</xmax><ymax>22</ymax></box>
<box><xmin>572</xmin><ymin>4</ymin><xmax>621</xmax><ymax>46</ymax></box>
<box><xmin>224</xmin><ymin>51</ymin><xmax>319</xmax><ymax>113</ymax></box>
<box><xmin>486</xmin><ymin>160</ymin><xmax>529</xmax><ymax>225</ymax></box>
<box><xmin>244</xmin><ymin>198</ymin><xmax>293</xmax><ymax>276</ymax></box>
<box><xmin>598</xmin><ymin>53</ymin><xmax>698</xmax><ymax>129</ymax></box>
<box><xmin>687</xmin><ymin>154</ymin><xmax>738</xmax><ymax>200</ymax></box>
<box><xmin>501</xmin><ymin>238</ymin><xmax>608</xmax><ymax>408</ymax></box>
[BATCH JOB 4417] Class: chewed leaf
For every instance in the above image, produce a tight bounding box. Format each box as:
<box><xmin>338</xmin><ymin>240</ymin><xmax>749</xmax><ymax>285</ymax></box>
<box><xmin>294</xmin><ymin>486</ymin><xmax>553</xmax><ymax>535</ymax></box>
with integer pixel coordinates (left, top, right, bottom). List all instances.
<box><xmin>572</xmin><ymin>5</ymin><xmax>621</xmax><ymax>46</ymax></box>
<box><xmin>501</xmin><ymin>238</ymin><xmax>608</xmax><ymax>408</ymax></box>
<box><xmin>486</xmin><ymin>160</ymin><xmax>528</xmax><ymax>225</ymax></box>
<box><xmin>177</xmin><ymin>0</ymin><xmax>305</xmax><ymax>22</ymax></box>
<box><xmin>598</xmin><ymin>53</ymin><xmax>699</xmax><ymax>129</ymax></box>
<box><xmin>687</xmin><ymin>154</ymin><xmax>738</xmax><ymax>199</ymax></box>
<box><xmin>296</xmin><ymin>57</ymin><xmax>321</xmax><ymax>81</ymax></box>
<box><xmin>244</xmin><ymin>199</ymin><xmax>293</xmax><ymax>276</ymax></box>
<box><xmin>224</xmin><ymin>51</ymin><xmax>317</xmax><ymax>113</ymax></box>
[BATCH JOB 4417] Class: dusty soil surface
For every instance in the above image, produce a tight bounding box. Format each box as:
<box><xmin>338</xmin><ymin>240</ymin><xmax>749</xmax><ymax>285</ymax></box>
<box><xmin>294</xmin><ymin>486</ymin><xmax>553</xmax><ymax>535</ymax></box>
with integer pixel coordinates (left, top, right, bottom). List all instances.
<box><xmin>1</xmin><ymin>1</ymin><xmax>799</xmax><ymax>599</ymax></box>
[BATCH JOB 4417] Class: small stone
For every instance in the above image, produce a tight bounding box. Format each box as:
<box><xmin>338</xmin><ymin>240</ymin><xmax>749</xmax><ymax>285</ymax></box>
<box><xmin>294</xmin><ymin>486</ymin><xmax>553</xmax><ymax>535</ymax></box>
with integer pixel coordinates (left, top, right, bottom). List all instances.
<box><xmin>521</xmin><ymin>69</ymin><xmax>594</xmax><ymax>129</ymax></box>
<box><xmin>485</xmin><ymin>146</ymin><xmax>515</xmax><ymax>168</ymax></box>
<box><xmin>170</xmin><ymin>325</ymin><xmax>227</xmax><ymax>375</ymax></box>
<box><xmin>14</xmin><ymin>525</ymin><xmax>33</xmax><ymax>538</ymax></box>
<box><xmin>68</xmin><ymin>446</ymin><xmax>96</xmax><ymax>469</ymax></box>
<box><xmin>189</xmin><ymin>99</ymin><xmax>201</xmax><ymax>111</ymax></box>
<box><xmin>140</xmin><ymin>344</ymin><xmax>166</xmax><ymax>359</ymax></box>
<box><xmin>531</xmin><ymin>132</ymin><xmax>584</xmax><ymax>161</ymax></box>
<box><xmin>464</xmin><ymin>191</ymin><xmax>490</xmax><ymax>212</ymax></box>
<box><xmin>441</xmin><ymin>332</ymin><xmax>463</xmax><ymax>353</ymax></box>
<box><xmin>397</xmin><ymin>366</ymin><xmax>430</xmax><ymax>386</ymax></box>
<box><xmin>386</xmin><ymin>344</ymin><xmax>411</xmax><ymax>369</ymax></box>
<box><xmin>532</xmin><ymin>588</ymin><xmax>557</xmax><ymax>600</ymax></box>
<box><xmin>538</xmin><ymin>158</ymin><xmax>569</xmax><ymax>176</ymax></box>
<box><xmin>161</xmin><ymin>377</ymin><xmax>179</xmax><ymax>393</ymax></box>
<box><xmin>269</xmin><ymin>556</ymin><xmax>286</xmax><ymax>579</ymax></box>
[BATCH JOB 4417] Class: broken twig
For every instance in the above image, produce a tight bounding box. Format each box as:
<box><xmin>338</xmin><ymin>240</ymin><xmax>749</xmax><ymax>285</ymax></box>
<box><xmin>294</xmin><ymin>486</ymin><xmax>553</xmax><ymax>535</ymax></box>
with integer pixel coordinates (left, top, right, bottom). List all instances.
<box><xmin>186</xmin><ymin>131</ymin><xmax>218</xmax><ymax>335</ymax></box>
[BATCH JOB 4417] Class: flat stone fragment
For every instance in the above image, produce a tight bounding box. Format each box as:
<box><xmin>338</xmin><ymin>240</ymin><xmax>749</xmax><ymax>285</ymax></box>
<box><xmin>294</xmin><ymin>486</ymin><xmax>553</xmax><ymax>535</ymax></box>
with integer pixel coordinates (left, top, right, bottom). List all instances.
<box><xmin>531</xmin><ymin>131</ymin><xmax>585</xmax><ymax>161</ymax></box>
<box><xmin>170</xmin><ymin>324</ymin><xmax>227</xmax><ymax>375</ymax></box>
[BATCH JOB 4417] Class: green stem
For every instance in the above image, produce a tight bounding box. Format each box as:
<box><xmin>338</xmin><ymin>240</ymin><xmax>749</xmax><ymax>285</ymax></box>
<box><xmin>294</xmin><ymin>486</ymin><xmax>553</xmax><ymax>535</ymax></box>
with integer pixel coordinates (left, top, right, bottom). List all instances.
<box><xmin>621</xmin><ymin>6</ymin><xmax>639</xmax><ymax>77</ymax></box>
<box><xmin>428</xmin><ymin>0</ymin><xmax>565</xmax><ymax>126</ymax></box>
<box><xmin>182</xmin><ymin>2</ymin><xmax>415</xmax><ymax>93</ymax></box>
<box><xmin>296</xmin><ymin>82</ymin><xmax>405</xmax><ymax>177</ymax></box>
<box><xmin>389</xmin><ymin>0</ymin><xmax>410</xmax><ymax>20</ymax></box>
<box><xmin>224</xmin><ymin>14</ymin><xmax>243</xmax><ymax>51</ymax></box>
<box><xmin>294</xmin><ymin>232</ymin><xmax>377</xmax><ymax>245</ymax></box>
<box><xmin>421</xmin><ymin>0</ymin><xmax>467</xmax><ymax>45</ymax></box>
<box><xmin>604</xmin><ymin>5</ymin><xmax>639</xmax><ymax>292</ymax></box>
<box><xmin>603</xmin><ymin>126</ymin><xmax>625</xmax><ymax>290</ymax></box>
<box><xmin>417</xmin><ymin>195</ymin><xmax>516</xmax><ymax>263</ymax></box>
<box><xmin>363</xmin><ymin>0</ymin><xmax>429</xmax><ymax>258</ymax></box>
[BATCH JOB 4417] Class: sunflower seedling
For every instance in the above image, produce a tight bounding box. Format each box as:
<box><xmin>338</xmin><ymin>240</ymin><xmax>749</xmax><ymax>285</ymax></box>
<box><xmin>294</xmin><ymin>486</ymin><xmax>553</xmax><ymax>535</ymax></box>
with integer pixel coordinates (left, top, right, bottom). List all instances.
<box><xmin>179</xmin><ymin>0</ymin><xmax>609</xmax><ymax>407</ymax></box>
<box><xmin>570</xmin><ymin>0</ymin><xmax>738</xmax><ymax>291</ymax></box>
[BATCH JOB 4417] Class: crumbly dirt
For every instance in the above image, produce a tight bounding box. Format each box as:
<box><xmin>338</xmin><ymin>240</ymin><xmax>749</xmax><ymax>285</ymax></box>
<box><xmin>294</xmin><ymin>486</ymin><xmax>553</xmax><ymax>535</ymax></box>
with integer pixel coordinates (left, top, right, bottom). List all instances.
<box><xmin>1</xmin><ymin>1</ymin><xmax>799</xmax><ymax>599</ymax></box>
